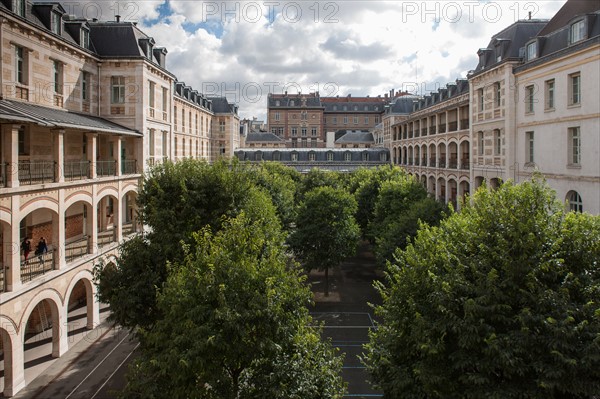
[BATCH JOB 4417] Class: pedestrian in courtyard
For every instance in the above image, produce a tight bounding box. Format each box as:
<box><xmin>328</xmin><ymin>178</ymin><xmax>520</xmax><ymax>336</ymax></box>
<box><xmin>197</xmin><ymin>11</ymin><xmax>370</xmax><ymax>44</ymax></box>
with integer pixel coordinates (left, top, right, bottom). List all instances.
<box><xmin>21</xmin><ymin>237</ymin><xmax>32</xmax><ymax>261</ymax></box>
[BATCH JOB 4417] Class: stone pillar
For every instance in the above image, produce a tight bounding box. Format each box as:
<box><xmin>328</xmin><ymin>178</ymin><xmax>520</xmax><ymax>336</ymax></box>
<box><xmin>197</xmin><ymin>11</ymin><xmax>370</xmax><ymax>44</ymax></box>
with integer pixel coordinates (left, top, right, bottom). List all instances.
<box><xmin>5</xmin><ymin>207</ymin><xmax>21</xmax><ymax>292</ymax></box>
<box><xmin>53</xmin><ymin>197</ymin><xmax>66</xmax><ymax>270</ymax></box>
<box><xmin>2</xmin><ymin>327</ymin><xmax>26</xmax><ymax>397</ymax></box>
<box><xmin>87</xmin><ymin>133</ymin><xmax>97</xmax><ymax>179</ymax></box>
<box><xmin>52</xmin><ymin>304</ymin><xmax>68</xmax><ymax>358</ymax></box>
<box><xmin>114</xmin><ymin>193</ymin><xmax>122</xmax><ymax>243</ymax></box>
<box><xmin>53</xmin><ymin>129</ymin><xmax>64</xmax><ymax>183</ymax></box>
<box><xmin>4</xmin><ymin>125</ymin><xmax>20</xmax><ymax>188</ymax></box>
<box><xmin>113</xmin><ymin>136</ymin><xmax>122</xmax><ymax>177</ymax></box>
<box><xmin>87</xmin><ymin>283</ymin><xmax>100</xmax><ymax>329</ymax></box>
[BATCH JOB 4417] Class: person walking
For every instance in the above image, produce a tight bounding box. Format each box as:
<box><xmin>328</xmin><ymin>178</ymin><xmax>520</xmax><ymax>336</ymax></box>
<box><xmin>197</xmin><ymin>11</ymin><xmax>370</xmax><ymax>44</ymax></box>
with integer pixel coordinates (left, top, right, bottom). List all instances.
<box><xmin>36</xmin><ymin>237</ymin><xmax>48</xmax><ymax>264</ymax></box>
<box><xmin>21</xmin><ymin>237</ymin><xmax>31</xmax><ymax>261</ymax></box>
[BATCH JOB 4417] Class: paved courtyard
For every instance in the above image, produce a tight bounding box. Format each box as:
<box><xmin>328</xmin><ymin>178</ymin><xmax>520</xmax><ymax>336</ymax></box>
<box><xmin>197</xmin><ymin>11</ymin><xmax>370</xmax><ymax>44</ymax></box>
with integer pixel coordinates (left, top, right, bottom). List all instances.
<box><xmin>308</xmin><ymin>242</ymin><xmax>384</xmax><ymax>398</ymax></box>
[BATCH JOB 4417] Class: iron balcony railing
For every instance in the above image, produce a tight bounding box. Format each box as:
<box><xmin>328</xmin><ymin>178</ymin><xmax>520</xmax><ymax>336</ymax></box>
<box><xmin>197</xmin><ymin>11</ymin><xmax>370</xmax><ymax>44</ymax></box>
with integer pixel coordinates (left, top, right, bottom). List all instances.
<box><xmin>439</xmin><ymin>124</ymin><xmax>447</xmax><ymax>133</ymax></box>
<box><xmin>0</xmin><ymin>263</ymin><xmax>5</xmax><ymax>293</ymax></box>
<box><xmin>65</xmin><ymin>237</ymin><xmax>90</xmax><ymax>264</ymax></box>
<box><xmin>64</xmin><ymin>160</ymin><xmax>91</xmax><ymax>181</ymax></box>
<box><xmin>21</xmin><ymin>250</ymin><xmax>55</xmax><ymax>283</ymax></box>
<box><xmin>438</xmin><ymin>159</ymin><xmax>446</xmax><ymax>168</ymax></box>
<box><xmin>461</xmin><ymin>160</ymin><xmax>471</xmax><ymax>170</ymax></box>
<box><xmin>448</xmin><ymin>121</ymin><xmax>458</xmax><ymax>132</ymax></box>
<box><xmin>96</xmin><ymin>160</ymin><xmax>117</xmax><ymax>177</ymax></box>
<box><xmin>449</xmin><ymin>160</ymin><xmax>458</xmax><ymax>169</ymax></box>
<box><xmin>0</xmin><ymin>163</ymin><xmax>6</xmax><ymax>187</ymax></box>
<box><xmin>18</xmin><ymin>160</ymin><xmax>56</xmax><ymax>185</ymax></box>
<box><xmin>121</xmin><ymin>159</ymin><xmax>137</xmax><ymax>175</ymax></box>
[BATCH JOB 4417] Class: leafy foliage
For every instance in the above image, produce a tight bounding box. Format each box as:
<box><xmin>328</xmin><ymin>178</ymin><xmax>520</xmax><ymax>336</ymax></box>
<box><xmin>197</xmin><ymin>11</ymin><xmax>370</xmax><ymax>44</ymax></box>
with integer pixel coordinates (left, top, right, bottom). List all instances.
<box><xmin>363</xmin><ymin>179</ymin><xmax>600</xmax><ymax>398</ymax></box>
<box><xmin>121</xmin><ymin>212</ymin><xmax>346</xmax><ymax>399</ymax></box>
<box><xmin>289</xmin><ymin>186</ymin><xmax>360</xmax><ymax>295</ymax></box>
<box><xmin>370</xmin><ymin>176</ymin><xmax>446</xmax><ymax>266</ymax></box>
<box><xmin>296</xmin><ymin>168</ymin><xmax>342</xmax><ymax>202</ymax></box>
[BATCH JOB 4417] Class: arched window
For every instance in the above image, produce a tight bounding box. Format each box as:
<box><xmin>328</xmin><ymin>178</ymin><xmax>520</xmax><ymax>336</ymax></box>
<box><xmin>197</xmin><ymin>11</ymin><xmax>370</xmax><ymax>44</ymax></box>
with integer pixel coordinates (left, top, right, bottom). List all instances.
<box><xmin>567</xmin><ymin>191</ymin><xmax>583</xmax><ymax>212</ymax></box>
<box><xmin>255</xmin><ymin>151</ymin><xmax>262</xmax><ymax>161</ymax></box>
<box><xmin>308</xmin><ymin>151</ymin><xmax>316</xmax><ymax>161</ymax></box>
<box><xmin>344</xmin><ymin>151</ymin><xmax>352</xmax><ymax>162</ymax></box>
<box><xmin>327</xmin><ymin>151</ymin><xmax>334</xmax><ymax>161</ymax></box>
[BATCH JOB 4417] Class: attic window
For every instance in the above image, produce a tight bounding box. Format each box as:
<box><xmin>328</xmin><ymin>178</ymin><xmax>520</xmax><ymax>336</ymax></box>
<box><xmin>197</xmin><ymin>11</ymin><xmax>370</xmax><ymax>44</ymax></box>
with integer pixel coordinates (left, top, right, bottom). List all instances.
<box><xmin>81</xmin><ymin>29</ymin><xmax>90</xmax><ymax>49</ymax></box>
<box><xmin>51</xmin><ymin>11</ymin><xmax>62</xmax><ymax>34</ymax></box>
<box><xmin>333</xmin><ymin>105</ymin><xmax>337</xmax><ymax>111</ymax></box>
<box><xmin>147</xmin><ymin>42</ymin><xmax>153</xmax><ymax>60</ymax></box>
<box><xmin>570</xmin><ymin>19</ymin><xmax>585</xmax><ymax>44</ymax></box>
<box><xmin>15</xmin><ymin>0</ymin><xmax>25</xmax><ymax>17</ymax></box>
<box><xmin>526</xmin><ymin>41</ymin><xmax>537</xmax><ymax>61</ymax></box>
<box><xmin>275</xmin><ymin>100</ymin><xmax>280</xmax><ymax>106</ymax></box>
<box><xmin>290</xmin><ymin>100</ymin><xmax>294</xmax><ymax>106</ymax></box>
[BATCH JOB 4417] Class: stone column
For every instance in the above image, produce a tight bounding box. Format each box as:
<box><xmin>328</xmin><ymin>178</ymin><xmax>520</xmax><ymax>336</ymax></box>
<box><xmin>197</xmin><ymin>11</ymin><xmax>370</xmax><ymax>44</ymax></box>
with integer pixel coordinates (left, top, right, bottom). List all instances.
<box><xmin>4</xmin><ymin>124</ymin><xmax>20</xmax><ymax>188</ymax></box>
<box><xmin>1</xmin><ymin>326</ymin><xmax>26</xmax><ymax>397</ymax></box>
<box><xmin>5</xmin><ymin>207</ymin><xmax>21</xmax><ymax>292</ymax></box>
<box><xmin>86</xmin><ymin>133</ymin><xmax>97</xmax><ymax>179</ymax></box>
<box><xmin>52</xmin><ymin>129</ymin><xmax>64</xmax><ymax>183</ymax></box>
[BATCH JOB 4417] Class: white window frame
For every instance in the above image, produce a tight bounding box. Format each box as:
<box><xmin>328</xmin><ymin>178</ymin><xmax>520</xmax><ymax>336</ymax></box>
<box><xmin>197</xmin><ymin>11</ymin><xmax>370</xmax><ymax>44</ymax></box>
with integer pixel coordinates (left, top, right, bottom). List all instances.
<box><xmin>545</xmin><ymin>79</ymin><xmax>555</xmax><ymax>110</ymax></box>
<box><xmin>569</xmin><ymin>73</ymin><xmax>581</xmax><ymax>106</ymax></box>
<box><xmin>111</xmin><ymin>76</ymin><xmax>125</xmax><ymax>103</ymax></box>
<box><xmin>525</xmin><ymin>131</ymin><xmax>534</xmax><ymax>164</ymax></box>
<box><xmin>568</xmin><ymin>127</ymin><xmax>581</xmax><ymax>166</ymax></box>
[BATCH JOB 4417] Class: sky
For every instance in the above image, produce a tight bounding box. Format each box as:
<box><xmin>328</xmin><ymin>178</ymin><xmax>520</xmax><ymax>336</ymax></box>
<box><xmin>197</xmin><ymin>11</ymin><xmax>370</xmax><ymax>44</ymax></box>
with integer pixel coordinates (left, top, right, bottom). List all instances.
<box><xmin>60</xmin><ymin>1</ymin><xmax>568</xmax><ymax>121</ymax></box>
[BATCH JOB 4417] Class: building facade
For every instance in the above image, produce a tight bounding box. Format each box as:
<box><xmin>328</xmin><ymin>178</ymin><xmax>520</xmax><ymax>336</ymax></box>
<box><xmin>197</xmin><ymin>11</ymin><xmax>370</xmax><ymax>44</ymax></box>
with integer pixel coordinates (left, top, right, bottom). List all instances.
<box><xmin>0</xmin><ymin>2</ymin><xmax>240</xmax><ymax>396</ymax></box>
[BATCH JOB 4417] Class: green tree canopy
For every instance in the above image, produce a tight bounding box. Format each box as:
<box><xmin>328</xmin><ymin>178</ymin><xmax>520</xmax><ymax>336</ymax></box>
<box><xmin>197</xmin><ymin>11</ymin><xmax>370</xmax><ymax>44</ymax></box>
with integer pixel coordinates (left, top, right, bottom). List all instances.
<box><xmin>370</xmin><ymin>176</ymin><xmax>446</xmax><ymax>266</ymax></box>
<box><xmin>364</xmin><ymin>179</ymin><xmax>600</xmax><ymax>398</ymax></box>
<box><xmin>290</xmin><ymin>186</ymin><xmax>360</xmax><ymax>295</ymax></box>
<box><xmin>122</xmin><ymin>212</ymin><xmax>345</xmax><ymax>399</ymax></box>
<box><xmin>94</xmin><ymin>159</ymin><xmax>281</xmax><ymax>330</ymax></box>
<box><xmin>297</xmin><ymin>168</ymin><xmax>342</xmax><ymax>201</ymax></box>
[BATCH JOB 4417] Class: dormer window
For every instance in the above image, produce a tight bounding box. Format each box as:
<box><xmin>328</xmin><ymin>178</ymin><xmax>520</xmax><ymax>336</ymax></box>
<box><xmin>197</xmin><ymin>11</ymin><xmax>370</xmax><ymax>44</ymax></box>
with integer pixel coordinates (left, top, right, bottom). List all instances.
<box><xmin>333</xmin><ymin>105</ymin><xmax>337</xmax><ymax>111</ymax></box>
<box><xmin>526</xmin><ymin>41</ymin><xmax>537</xmax><ymax>61</ymax></box>
<box><xmin>15</xmin><ymin>0</ymin><xmax>25</xmax><ymax>17</ymax></box>
<box><xmin>290</xmin><ymin>100</ymin><xmax>294</xmax><ymax>106</ymax></box>
<box><xmin>275</xmin><ymin>100</ymin><xmax>280</xmax><ymax>106</ymax></box>
<box><xmin>570</xmin><ymin>19</ymin><xmax>585</xmax><ymax>44</ymax></box>
<box><xmin>81</xmin><ymin>28</ymin><xmax>90</xmax><ymax>49</ymax></box>
<box><xmin>51</xmin><ymin>11</ymin><xmax>62</xmax><ymax>34</ymax></box>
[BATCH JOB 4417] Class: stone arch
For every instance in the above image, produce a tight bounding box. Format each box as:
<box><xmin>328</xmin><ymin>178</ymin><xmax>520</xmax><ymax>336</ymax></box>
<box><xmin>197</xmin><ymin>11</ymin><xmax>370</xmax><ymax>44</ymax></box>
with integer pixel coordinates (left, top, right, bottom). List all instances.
<box><xmin>1</xmin><ymin>316</ymin><xmax>25</xmax><ymax>397</ymax></box>
<box><xmin>0</xmin><ymin>208</ymin><xmax>11</xmax><ymax>225</ymax></box>
<box><xmin>20</xmin><ymin>288</ymin><xmax>67</xmax><ymax>358</ymax></box>
<box><xmin>20</xmin><ymin>198</ymin><xmax>59</xmax><ymax>218</ymax></box>
<box><xmin>64</xmin><ymin>270</ymin><xmax>99</xmax><ymax>331</ymax></box>
<box><xmin>95</xmin><ymin>187</ymin><xmax>120</xmax><ymax>207</ymax></box>
<box><xmin>64</xmin><ymin>191</ymin><xmax>93</xmax><ymax>210</ymax></box>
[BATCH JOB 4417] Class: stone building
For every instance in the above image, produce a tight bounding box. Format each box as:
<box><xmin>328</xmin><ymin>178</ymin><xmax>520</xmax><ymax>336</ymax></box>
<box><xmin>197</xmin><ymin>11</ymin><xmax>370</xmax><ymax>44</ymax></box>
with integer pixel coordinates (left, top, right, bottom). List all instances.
<box><xmin>0</xmin><ymin>2</ymin><xmax>239</xmax><ymax>396</ymax></box>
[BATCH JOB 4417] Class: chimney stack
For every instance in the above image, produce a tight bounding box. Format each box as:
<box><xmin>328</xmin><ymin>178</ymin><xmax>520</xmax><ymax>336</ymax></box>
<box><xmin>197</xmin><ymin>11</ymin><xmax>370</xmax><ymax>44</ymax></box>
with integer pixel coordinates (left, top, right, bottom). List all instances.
<box><xmin>115</xmin><ymin>15</ymin><xmax>121</xmax><ymax>22</ymax></box>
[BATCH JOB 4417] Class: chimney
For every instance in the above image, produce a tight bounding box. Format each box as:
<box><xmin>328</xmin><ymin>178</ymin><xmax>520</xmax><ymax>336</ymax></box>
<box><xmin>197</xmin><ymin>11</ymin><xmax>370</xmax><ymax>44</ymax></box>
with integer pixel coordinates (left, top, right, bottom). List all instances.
<box><xmin>115</xmin><ymin>15</ymin><xmax>121</xmax><ymax>22</ymax></box>
<box><xmin>153</xmin><ymin>47</ymin><xmax>168</xmax><ymax>68</ymax></box>
<box><xmin>528</xmin><ymin>11</ymin><xmax>532</xmax><ymax>20</ymax></box>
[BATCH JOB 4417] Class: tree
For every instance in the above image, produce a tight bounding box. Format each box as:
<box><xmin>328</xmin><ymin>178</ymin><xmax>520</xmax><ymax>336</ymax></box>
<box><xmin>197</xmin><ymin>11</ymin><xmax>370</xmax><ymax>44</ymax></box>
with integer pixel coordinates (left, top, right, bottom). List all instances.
<box><xmin>370</xmin><ymin>176</ymin><xmax>446</xmax><ymax>267</ymax></box>
<box><xmin>121</xmin><ymin>212</ymin><xmax>346</xmax><ymax>399</ymax></box>
<box><xmin>290</xmin><ymin>186</ymin><xmax>360</xmax><ymax>296</ymax></box>
<box><xmin>297</xmin><ymin>168</ymin><xmax>342</xmax><ymax>202</ymax></box>
<box><xmin>94</xmin><ymin>159</ymin><xmax>280</xmax><ymax>330</ymax></box>
<box><xmin>363</xmin><ymin>179</ymin><xmax>600</xmax><ymax>398</ymax></box>
<box><xmin>247</xmin><ymin>161</ymin><xmax>299</xmax><ymax>230</ymax></box>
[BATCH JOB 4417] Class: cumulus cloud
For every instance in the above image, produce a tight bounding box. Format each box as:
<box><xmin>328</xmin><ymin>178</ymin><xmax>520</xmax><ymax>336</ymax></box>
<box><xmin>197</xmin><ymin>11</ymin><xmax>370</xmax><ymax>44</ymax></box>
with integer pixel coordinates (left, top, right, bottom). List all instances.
<box><xmin>55</xmin><ymin>0</ymin><xmax>568</xmax><ymax>120</ymax></box>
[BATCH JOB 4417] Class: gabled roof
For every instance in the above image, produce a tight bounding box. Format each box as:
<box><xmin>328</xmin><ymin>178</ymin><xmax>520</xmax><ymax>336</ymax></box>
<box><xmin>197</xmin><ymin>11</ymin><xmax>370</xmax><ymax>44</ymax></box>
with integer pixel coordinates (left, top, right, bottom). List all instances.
<box><xmin>0</xmin><ymin>99</ymin><xmax>141</xmax><ymax>136</ymax></box>
<box><xmin>538</xmin><ymin>0</ymin><xmax>600</xmax><ymax>36</ymax></box>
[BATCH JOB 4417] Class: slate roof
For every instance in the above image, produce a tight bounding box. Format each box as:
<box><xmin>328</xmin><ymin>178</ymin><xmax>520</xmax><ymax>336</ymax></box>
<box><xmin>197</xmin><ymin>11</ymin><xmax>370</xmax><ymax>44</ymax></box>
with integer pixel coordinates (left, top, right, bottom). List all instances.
<box><xmin>246</xmin><ymin>132</ymin><xmax>284</xmax><ymax>142</ymax></box>
<box><xmin>0</xmin><ymin>99</ymin><xmax>141</xmax><ymax>136</ymax></box>
<box><xmin>335</xmin><ymin>131</ymin><xmax>374</xmax><ymax>144</ymax></box>
<box><xmin>268</xmin><ymin>93</ymin><xmax>323</xmax><ymax>108</ymax></box>
<box><xmin>207</xmin><ymin>97</ymin><xmax>238</xmax><ymax>114</ymax></box>
<box><xmin>414</xmin><ymin>79</ymin><xmax>469</xmax><ymax>112</ymax></box>
<box><xmin>323</xmin><ymin>101</ymin><xmax>385</xmax><ymax>113</ymax></box>
<box><xmin>515</xmin><ymin>1</ymin><xmax>600</xmax><ymax>72</ymax></box>
<box><xmin>89</xmin><ymin>23</ymin><xmax>145</xmax><ymax>57</ymax></box>
<box><xmin>473</xmin><ymin>20</ymin><xmax>548</xmax><ymax>74</ymax></box>
<box><xmin>385</xmin><ymin>96</ymin><xmax>419</xmax><ymax>114</ymax></box>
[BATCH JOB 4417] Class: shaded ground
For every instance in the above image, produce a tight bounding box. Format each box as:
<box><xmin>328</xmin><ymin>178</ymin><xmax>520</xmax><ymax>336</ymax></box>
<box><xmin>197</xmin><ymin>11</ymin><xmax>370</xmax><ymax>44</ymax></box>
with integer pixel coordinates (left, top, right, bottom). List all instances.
<box><xmin>308</xmin><ymin>241</ymin><xmax>384</xmax><ymax>398</ymax></box>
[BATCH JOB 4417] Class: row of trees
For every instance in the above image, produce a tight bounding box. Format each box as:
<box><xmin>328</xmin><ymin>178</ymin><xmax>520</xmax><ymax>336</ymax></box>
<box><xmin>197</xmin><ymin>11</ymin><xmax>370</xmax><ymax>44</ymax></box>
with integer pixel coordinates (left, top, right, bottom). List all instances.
<box><xmin>94</xmin><ymin>159</ymin><xmax>443</xmax><ymax>397</ymax></box>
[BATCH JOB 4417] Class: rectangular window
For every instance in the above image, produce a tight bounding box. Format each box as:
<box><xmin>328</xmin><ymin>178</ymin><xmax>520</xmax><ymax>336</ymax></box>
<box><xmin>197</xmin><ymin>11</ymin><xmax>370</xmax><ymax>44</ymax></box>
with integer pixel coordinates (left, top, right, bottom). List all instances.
<box><xmin>375</xmin><ymin>116</ymin><xmax>380</xmax><ymax>124</ymax></box>
<box><xmin>162</xmin><ymin>87</ymin><xmax>168</xmax><ymax>112</ymax></box>
<box><xmin>494</xmin><ymin>130</ymin><xmax>501</xmax><ymax>155</ymax></box>
<box><xmin>311</xmin><ymin>127</ymin><xmax>317</xmax><ymax>136</ymax></box>
<box><xmin>302</xmin><ymin>138</ymin><xmax>307</xmax><ymax>147</ymax></box>
<box><xmin>291</xmin><ymin>127</ymin><xmax>297</xmax><ymax>137</ymax></box>
<box><xmin>51</xmin><ymin>11</ymin><xmax>61</xmax><ymax>34</ymax></box>
<box><xmin>570</xmin><ymin>20</ymin><xmax>585</xmax><ymax>44</ymax></box>
<box><xmin>275</xmin><ymin>112</ymin><xmax>280</xmax><ymax>121</ymax></box>
<box><xmin>526</xmin><ymin>131</ymin><xmax>534</xmax><ymax>163</ymax></box>
<box><xmin>353</xmin><ymin>116</ymin><xmax>358</xmax><ymax>125</ymax></box>
<box><xmin>219</xmin><ymin>120</ymin><xmax>225</xmax><ymax>133</ymax></box>
<box><xmin>526</xmin><ymin>42</ymin><xmax>536</xmax><ymax>61</ymax></box>
<box><xmin>545</xmin><ymin>79</ymin><xmax>554</xmax><ymax>110</ymax></box>
<box><xmin>343</xmin><ymin>116</ymin><xmax>348</xmax><ymax>125</ymax></box>
<box><xmin>495</xmin><ymin>82</ymin><xmax>501</xmax><ymax>107</ymax></box>
<box><xmin>81</xmin><ymin>71</ymin><xmax>89</xmax><ymax>101</ymax></box>
<box><xmin>182</xmin><ymin>109</ymin><xmax>185</xmax><ymax>129</ymax></box>
<box><xmin>81</xmin><ymin>29</ymin><xmax>90</xmax><ymax>49</ymax></box>
<box><xmin>478</xmin><ymin>88</ymin><xmax>484</xmax><ymax>111</ymax></box>
<box><xmin>301</xmin><ymin>128</ymin><xmax>307</xmax><ymax>137</ymax></box>
<box><xmin>311</xmin><ymin>138</ymin><xmax>317</xmax><ymax>147</ymax></box>
<box><xmin>15</xmin><ymin>0</ymin><xmax>25</xmax><ymax>16</ymax></box>
<box><xmin>365</xmin><ymin>117</ymin><xmax>369</xmax><ymax>124</ymax></box>
<box><xmin>332</xmin><ymin>116</ymin><xmax>337</xmax><ymax>124</ymax></box>
<box><xmin>18</xmin><ymin>127</ymin><xmax>27</xmax><ymax>155</ymax></box>
<box><xmin>291</xmin><ymin>139</ymin><xmax>297</xmax><ymax>148</ymax></box>
<box><xmin>569</xmin><ymin>73</ymin><xmax>581</xmax><ymax>105</ymax></box>
<box><xmin>148</xmin><ymin>81</ymin><xmax>155</xmax><ymax>109</ymax></box>
<box><xmin>568</xmin><ymin>127</ymin><xmax>581</xmax><ymax>165</ymax></box>
<box><xmin>478</xmin><ymin>131</ymin><xmax>484</xmax><ymax>155</ymax></box>
<box><xmin>162</xmin><ymin>131</ymin><xmax>168</xmax><ymax>157</ymax></box>
<box><xmin>525</xmin><ymin>85</ymin><xmax>535</xmax><ymax>113</ymax></box>
<box><xmin>111</xmin><ymin>76</ymin><xmax>125</xmax><ymax>103</ymax></box>
<box><xmin>15</xmin><ymin>46</ymin><xmax>25</xmax><ymax>84</ymax></box>
<box><xmin>149</xmin><ymin>129</ymin><xmax>155</xmax><ymax>156</ymax></box>
<box><xmin>53</xmin><ymin>60</ymin><xmax>62</xmax><ymax>94</ymax></box>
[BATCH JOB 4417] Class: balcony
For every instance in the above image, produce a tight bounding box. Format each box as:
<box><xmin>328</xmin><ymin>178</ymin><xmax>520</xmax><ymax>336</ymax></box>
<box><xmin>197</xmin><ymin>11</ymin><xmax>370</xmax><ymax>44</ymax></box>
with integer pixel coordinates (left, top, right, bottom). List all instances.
<box><xmin>121</xmin><ymin>159</ymin><xmax>138</xmax><ymax>175</ymax></box>
<box><xmin>65</xmin><ymin>237</ymin><xmax>90</xmax><ymax>264</ymax></box>
<box><xmin>430</xmin><ymin>126</ymin><xmax>436</xmax><ymax>135</ymax></box>
<box><xmin>429</xmin><ymin>158</ymin><xmax>436</xmax><ymax>167</ymax></box>
<box><xmin>448</xmin><ymin>121</ymin><xmax>458</xmax><ymax>132</ymax></box>
<box><xmin>438</xmin><ymin>159</ymin><xmax>446</xmax><ymax>168</ymax></box>
<box><xmin>461</xmin><ymin>119</ymin><xmax>469</xmax><ymax>129</ymax></box>
<box><xmin>123</xmin><ymin>221</ymin><xmax>138</xmax><ymax>236</ymax></box>
<box><xmin>18</xmin><ymin>161</ymin><xmax>56</xmax><ymax>185</ymax></box>
<box><xmin>461</xmin><ymin>160</ymin><xmax>470</xmax><ymax>170</ymax></box>
<box><xmin>439</xmin><ymin>124</ymin><xmax>446</xmax><ymax>134</ymax></box>
<box><xmin>96</xmin><ymin>160</ymin><xmax>117</xmax><ymax>177</ymax></box>
<box><xmin>64</xmin><ymin>161</ymin><xmax>91</xmax><ymax>181</ymax></box>
<box><xmin>21</xmin><ymin>250</ymin><xmax>55</xmax><ymax>283</ymax></box>
<box><xmin>449</xmin><ymin>159</ymin><xmax>458</xmax><ymax>169</ymax></box>
<box><xmin>421</xmin><ymin>128</ymin><xmax>427</xmax><ymax>136</ymax></box>
<box><xmin>415</xmin><ymin>158</ymin><xmax>420</xmax><ymax>166</ymax></box>
<box><xmin>421</xmin><ymin>157</ymin><xmax>427</xmax><ymax>166</ymax></box>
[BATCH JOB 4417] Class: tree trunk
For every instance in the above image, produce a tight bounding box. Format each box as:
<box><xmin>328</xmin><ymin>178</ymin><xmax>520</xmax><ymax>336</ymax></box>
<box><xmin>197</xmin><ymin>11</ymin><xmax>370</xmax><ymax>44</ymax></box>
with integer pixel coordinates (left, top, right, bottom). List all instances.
<box><xmin>325</xmin><ymin>267</ymin><xmax>329</xmax><ymax>297</ymax></box>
